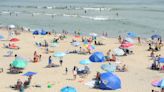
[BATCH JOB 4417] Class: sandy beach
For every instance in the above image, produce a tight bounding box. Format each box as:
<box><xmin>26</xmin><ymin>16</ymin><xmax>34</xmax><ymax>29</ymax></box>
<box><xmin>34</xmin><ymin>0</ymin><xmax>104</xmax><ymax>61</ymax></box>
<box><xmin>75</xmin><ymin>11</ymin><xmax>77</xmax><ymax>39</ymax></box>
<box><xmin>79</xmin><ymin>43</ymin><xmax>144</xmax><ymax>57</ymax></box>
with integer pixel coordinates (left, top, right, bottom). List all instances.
<box><xmin>0</xmin><ymin>28</ymin><xmax>164</xmax><ymax>92</ymax></box>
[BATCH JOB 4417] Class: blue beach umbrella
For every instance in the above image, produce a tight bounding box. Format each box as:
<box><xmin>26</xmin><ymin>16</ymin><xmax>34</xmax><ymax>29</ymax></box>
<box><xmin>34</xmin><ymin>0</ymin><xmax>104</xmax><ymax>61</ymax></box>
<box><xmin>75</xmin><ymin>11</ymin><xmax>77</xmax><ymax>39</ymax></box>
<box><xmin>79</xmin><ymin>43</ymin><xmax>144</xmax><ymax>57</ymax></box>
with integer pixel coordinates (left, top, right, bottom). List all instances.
<box><xmin>33</xmin><ymin>30</ymin><xmax>39</xmax><ymax>35</ymax></box>
<box><xmin>89</xmin><ymin>52</ymin><xmax>105</xmax><ymax>62</ymax></box>
<box><xmin>101</xmin><ymin>64</ymin><xmax>116</xmax><ymax>72</ymax></box>
<box><xmin>53</xmin><ymin>52</ymin><xmax>66</xmax><ymax>57</ymax></box>
<box><xmin>159</xmin><ymin>58</ymin><xmax>164</xmax><ymax>63</ymax></box>
<box><xmin>0</xmin><ymin>35</ymin><xmax>4</xmax><ymax>39</ymax></box>
<box><xmin>80</xmin><ymin>59</ymin><xmax>91</xmax><ymax>65</ymax></box>
<box><xmin>127</xmin><ymin>32</ymin><xmax>137</xmax><ymax>38</ymax></box>
<box><xmin>61</xmin><ymin>86</ymin><xmax>76</xmax><ymax>92</ymax></box>
<box><xmin>153</xmin><ymin>79</ymin><xmax>164</xmax><ymax>88</ymax></box>
<box><xmin>151</xmin><ymin>34</ymin><xmax>161</xmax><ymax>39</ymax></box>
<box><xmin>23</xmin><ymin>71</ymin><xmax>37</xmax><ymax>76</ymax></box>
<box><xmin>72</xmin><ymin>42</ymin><xmax>80</xmax><ymax>47</ymax></box>
<box><xmin>100</xmin><ymin>72</ymin><xmax>121</xmax><ymax>90</ymax></box>
<box><xmin>125</xmin><ymin>37</ymin><xmax>134</xmax><ymax>43</ymax></box>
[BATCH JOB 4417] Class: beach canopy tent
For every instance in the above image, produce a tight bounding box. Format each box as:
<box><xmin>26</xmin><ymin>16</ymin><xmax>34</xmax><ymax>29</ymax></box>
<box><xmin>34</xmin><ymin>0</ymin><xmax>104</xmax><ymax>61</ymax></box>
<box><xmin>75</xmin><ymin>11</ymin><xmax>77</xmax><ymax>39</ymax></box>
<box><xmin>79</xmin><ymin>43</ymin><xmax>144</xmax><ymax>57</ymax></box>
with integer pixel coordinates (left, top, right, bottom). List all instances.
<box><xmin>101</xmin><ymin>64</ymin><xmax>116</xmax><ymax>72</ymax></box>
<box><xmin>113</xmin><ymin>48</ymin><xmax>125</xmax><ymax>56</ymax></box>
<box><xmin>23</xmin><ymin>71</ymin><xmax>37</xmax><ymax>76</ymax></box>
<box><xmin>33</xmin><ymin>30</ymin><xmax>39</xmax><ymax>35</ymax></box>
<box><xmin>10</xmin><ymin>38</ymin><xmax>20</xmax><ymax>42</ymax></box>
<box><xmin>80</xmin><ymin>59</ymin><xmax>91</xmax><ymax>65</ymax></box>
<box><xmin>152</xmin><ymin>79</ymin><xmax>164</xmax><ymax>88</ymax></box>
<box><xmin>100</xmin><ymin>72</ymin><xmax>121</xmax><ymax>90</ymax></box>
<box><xmin>60</xmin><ymin>86</ymin><xmax>77</xmax><ymax>92</ymax></box>
<box><xmin>151</xmin><ymin>34</ymin><xmax>161</xmax><ymax>40</ymax></box>
<box><xmin>120</xmin><ymin>42</ymin><xmax>133</xmax><ymax>49</ymax></box>
<box><xmin>124</xmin><ymin>37</ymin><xmax>134</xmax><ymax>43</ymax></box>
<box><xmin>89</xmin><ymin>52</ymin><xmax>105</xmax><ymax>62</ymax></box>
<box><xmin>8</xmin><ymin>24</ymin><xmax>16</xmax><ymax>29</ymax></box>
<box><xmin>40</xmin><ymin>29</ymin><xmax>47</xmax><ymax>35</ymax></box>
<box><xmin>11</xmin><ymin>58</ymin><xmax>28</xmax><ymax>68</ymax></box>
<box><xmin>72</xmin><ymin>42</ymin><xmax>80</xmax><ymax>47</ymax></box>
<box><xmin>127</xmin><ymin>32</ymin><xmax>137</xmax><ymax>38</ymax></box>
<box><xmin>53</xmin><ymin>52</ymin><xmax>66</xmax><ymax>57</ymax></box>
<box><xmin>89</xmin><ymin>33</ymin><xmax>98</xmax><ymax>37</ymax></box>
<box><xmin>159</xmin><ymin>58</ymin><xmax>164</xmax><ymax>63</ymax></box>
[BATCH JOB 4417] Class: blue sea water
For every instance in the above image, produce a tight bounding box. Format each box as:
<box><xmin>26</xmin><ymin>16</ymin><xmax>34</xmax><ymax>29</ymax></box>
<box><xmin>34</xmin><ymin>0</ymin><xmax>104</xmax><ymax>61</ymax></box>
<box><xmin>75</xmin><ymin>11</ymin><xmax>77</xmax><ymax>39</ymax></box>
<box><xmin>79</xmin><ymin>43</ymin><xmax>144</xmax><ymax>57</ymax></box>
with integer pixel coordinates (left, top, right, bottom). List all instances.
<box><xmin>0</xmin><ymin>0</ymin><xmax>164</xmax><ymax>37</ymax></box>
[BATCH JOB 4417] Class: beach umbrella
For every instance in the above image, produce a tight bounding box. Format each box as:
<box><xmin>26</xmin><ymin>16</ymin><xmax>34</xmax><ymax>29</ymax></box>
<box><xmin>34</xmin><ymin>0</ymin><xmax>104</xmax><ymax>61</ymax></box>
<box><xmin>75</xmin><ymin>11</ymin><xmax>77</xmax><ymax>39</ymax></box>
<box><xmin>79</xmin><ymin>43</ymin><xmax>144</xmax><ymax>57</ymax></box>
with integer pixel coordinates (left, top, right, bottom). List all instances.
<box><xmin>152</xmin><ymin>79</ymin><xmax>164</xmax><ymax>88</ymax></box>
<box><xmin>125</xmin><ymin>37</ymin><xmax>134</xmax><ymax>43</ymax></box>
<box><xmin>40</xmin><ymin>29</ymin><xmax>47</xmax><ymax>35</ymax></box>
<box><xmin>0</xmin><ymin>35</ymin><xmax>4</xmax><ymax>40</ymax></box>
<box><xmin>120</xmin><ymin>42</ymin><xmax>133</xmax><ymax>49</ymax></box>
<box><xmin>89</xmin><ymin>33</ymin><xmax>97</xmax><ymax>37</ymax></box>
<box><xmin>23</xmin><ymin>71</ymin><xmax>37</xmax><ymax>76</ymax></box>
<box><xmin>151</xmin><ymin>34</ymin><xmax>161</xmax><ymax>39</ymax></box>
<box><xmin>53</xmin><ymin>52</ymin><xmax>66</xmax><ymax>57</ymax></box>
<box><xmin>10</xmin><ymin>38</ymin><xmax>20</xmax><ymax>42</ymax></box>
<box><xmin>113</xmin><ymin>48</ymin><xmax>125</xmax><ymax>56</ymax></box>
<box><xmin>100</xmin><ymin>72</ymin><xmax>121</xmax><ymax>90</ymax></box>
<box><xmin>11</xmin><ymin>58</ymin><xmax>28</xmax><ymax>68</ymax></box>
<box><xmin>80</xmin><ymin>59</ymin><xmax>91</xmax><ymax>65</ymax></box>
<box><xmin>101</xmin><ymin>64</ymin><xmax>116</xmax><ymax>72</ymax></box>
<box><xmin>127</xmin><ymin>32</ymin><xmax>137</xmax><ymax>38</ymax></box>
<box><xmin>72</xmin><ymin>42</ymin><xmax>80</xmax><ymax>47</ymax></box>
<box><xmin>159</xmin><ymin>58</ymin><xmax>164</xmax><ymax>63</ymax></box>
<box><xmin>61</xmin><ymin>86</ymin><xmax>76</xmax><ymax>92</ymax></box>
<box><xmin>33</xmin><ymin>30</ymin><xmax>39</xmax><ymax>35</ymax></box>
<box><xmin>89</xmin><ymin>52</ymin><xmax>105</xmax><ymax>62</ymax></box>
<box><xmin>8</xmin><ymin>24</ymin><xmax>16</xmax><ymax>29</ymax></box>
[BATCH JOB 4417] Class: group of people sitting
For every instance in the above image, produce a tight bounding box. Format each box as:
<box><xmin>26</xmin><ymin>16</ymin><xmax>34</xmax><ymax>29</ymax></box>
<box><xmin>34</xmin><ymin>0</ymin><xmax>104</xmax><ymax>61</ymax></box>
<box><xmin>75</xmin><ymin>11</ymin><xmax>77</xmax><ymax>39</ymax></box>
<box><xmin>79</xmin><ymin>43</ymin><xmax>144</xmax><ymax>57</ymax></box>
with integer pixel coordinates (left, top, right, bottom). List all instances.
<box><xmin>105</xmin><ymin>50</ymin><xmax>116</xmax><ymax>61</ymax></box>
<box><xmin>148</xmin><ymin>38</ymin><xmax>163</xmax><ymax>52</ymax></box>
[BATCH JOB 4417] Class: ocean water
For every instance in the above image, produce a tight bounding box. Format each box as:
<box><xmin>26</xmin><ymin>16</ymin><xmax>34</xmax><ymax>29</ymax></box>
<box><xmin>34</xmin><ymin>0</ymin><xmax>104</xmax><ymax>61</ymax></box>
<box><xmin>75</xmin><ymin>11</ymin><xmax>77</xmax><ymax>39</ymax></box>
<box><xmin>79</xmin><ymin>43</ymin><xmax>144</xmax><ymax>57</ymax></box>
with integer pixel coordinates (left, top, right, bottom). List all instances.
<box><xmin>0</xmin><ymin>0</ymin><xmax>164</xmax><ymax>37</ymax></box>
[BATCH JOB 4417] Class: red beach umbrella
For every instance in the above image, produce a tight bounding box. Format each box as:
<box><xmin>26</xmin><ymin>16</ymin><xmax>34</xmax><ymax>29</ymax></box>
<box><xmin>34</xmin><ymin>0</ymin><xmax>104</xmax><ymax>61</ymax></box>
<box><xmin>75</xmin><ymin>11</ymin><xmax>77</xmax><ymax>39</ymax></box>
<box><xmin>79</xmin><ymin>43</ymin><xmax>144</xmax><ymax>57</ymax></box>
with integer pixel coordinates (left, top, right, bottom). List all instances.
<box><xmin>10</xmin><ymin>38</ymin><xmax>20</xmax><ymax>42</ymax></box>
<box><xmin>120</xmin><ymin>42</ymin><xmax>133</xmax><ymax>49</ymax></box>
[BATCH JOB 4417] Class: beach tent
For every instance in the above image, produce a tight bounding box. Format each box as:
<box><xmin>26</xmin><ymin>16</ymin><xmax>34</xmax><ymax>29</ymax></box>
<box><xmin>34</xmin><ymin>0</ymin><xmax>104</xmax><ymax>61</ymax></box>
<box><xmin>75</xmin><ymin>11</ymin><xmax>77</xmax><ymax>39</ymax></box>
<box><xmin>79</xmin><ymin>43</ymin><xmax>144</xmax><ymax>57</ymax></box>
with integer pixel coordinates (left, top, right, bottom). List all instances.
<box><xmin>127</xmin><ymin>32</ymin><xmax>137</xmax><ymax>38</ymax></box>
<box><xmin>100</xmin><ymin>72</ymin><xmax>121</xmax><ymax>90</ymax></box>
<box><xmin>33</xmin><ymin>30</ymin><xmax>39</xmax><ymax>35</ymax></box>
<box><xmin>151</xmin><ymin>34</ymin><xmax>161</xmax><ymax>40</ymax></box>
<box><xmin>159</xmin><ymin>58</ymin><xmax>164</xmax><ymax>63</ymax></box>
<box><xmin>10</xmin><ymin>38</ymin><xmax>20</xmax><ymax>42</ymax></box>
<box><xmin>152</xmin><ymin>79</ymin><xmax>164</xmax><ymax>88</ymax></box>
<box><xmin>80</xmin><ymin>59</ymin><xmax>91</xmax><ymax>65</ymax></box>
<box><xmin>89</xmin><ymin>52</ymin><xmax>105</xmax><ymax>62</ymax></box>
<box><xmin>101</xmin><ymin>64</ymin><xmax>116</xmax><ymax>72</ymax></box>
<box><xmin>61</xmin><ymin>86</ymin><xmax>76</xmax><ymax>92</ymax></box>
<box><xmin>113</xmin><ymin>48</ymin><xmax>125</xmax><ymax>56</ymax></box>
<box><xmin>40</xmin><ymin>29</ymin><xmax>47</xmax><ymax>35</ymax></box>
<box><xmin>11</xmin><ymin>58</ymin><xmax>28</xmax><ymax>68</ymax></box>
<box><xmin>23</xmin><ymin>71</ymin><xmax>37</xmax><ymax>76</ymax></box>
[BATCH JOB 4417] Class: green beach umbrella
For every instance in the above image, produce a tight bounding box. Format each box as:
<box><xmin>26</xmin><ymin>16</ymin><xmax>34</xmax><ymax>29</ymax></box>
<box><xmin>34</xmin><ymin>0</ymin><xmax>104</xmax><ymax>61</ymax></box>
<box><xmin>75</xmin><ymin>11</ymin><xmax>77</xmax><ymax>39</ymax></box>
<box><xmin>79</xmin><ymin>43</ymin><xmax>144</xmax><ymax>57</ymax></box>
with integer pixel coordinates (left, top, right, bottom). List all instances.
<box><xmin>11</xmin><ymin>58</ymin><xmax>28</xmax><ymax>68</ymax></box>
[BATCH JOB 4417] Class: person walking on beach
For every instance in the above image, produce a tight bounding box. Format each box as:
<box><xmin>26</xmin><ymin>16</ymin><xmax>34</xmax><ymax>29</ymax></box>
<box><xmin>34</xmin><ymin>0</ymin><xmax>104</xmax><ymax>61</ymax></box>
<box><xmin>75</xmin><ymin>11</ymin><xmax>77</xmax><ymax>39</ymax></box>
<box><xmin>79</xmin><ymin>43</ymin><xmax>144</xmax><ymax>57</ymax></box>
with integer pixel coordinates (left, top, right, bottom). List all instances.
<box><xmin>60</xmin><ymin>59</ymin><xmax>63</xmax><ymax>66</ymax></box>
<box><xmin>138</xmin><ymin>37</ymin><xmax>141</xmax><ymax>44</ymax></box>
<box><xmin>65</xmin><ymin>67</ymin><xmax>68</xmax><ymax>75</ymax></box>
<box><xmin>118</xmin><ymin>35</ymin><xmax>122</xmax><ymax>43</ymax></box>
<box><xmin>48</xmin><ymin>56</ymin><xmax>52</xmax><ymax>65</ymax></box>
<box><xmin>72</xmin><ymin>66</ymin><xmax>77</xmax><ymax>80</ymax></box>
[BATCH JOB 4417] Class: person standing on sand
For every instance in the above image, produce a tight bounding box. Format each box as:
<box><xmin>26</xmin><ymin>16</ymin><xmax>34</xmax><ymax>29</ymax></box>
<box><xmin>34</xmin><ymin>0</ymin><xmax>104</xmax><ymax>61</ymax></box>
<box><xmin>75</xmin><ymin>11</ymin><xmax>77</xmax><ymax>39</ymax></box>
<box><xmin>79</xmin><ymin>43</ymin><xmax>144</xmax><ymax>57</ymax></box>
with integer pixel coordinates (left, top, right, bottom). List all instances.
<box><xmin>60</xmin><ymin>59</ymin><xmax>63</xmax><ymax>66</ymax></box>
<box><xmin>65</xmin><ymin>67</ymin><xmax>68</xmax><ymax>75</ymax></box>
<box><xmin>138</xmin><ymin>37</ymin><xmax>141</xmax><ymax>44</ymax></box>
<box><xmin>118</xmin><ymin>35</ymin><xmax>122</xmax><ymax>43</ymax></box>
<box><xmin>48</xmin><ymin>56</ymin><xmax>52</xmax><ymax>65</ymax></box>
<box><xmin>72</xmin><ymin>66</ymin><xmax>77</xmax><ymax>80</ymax></box>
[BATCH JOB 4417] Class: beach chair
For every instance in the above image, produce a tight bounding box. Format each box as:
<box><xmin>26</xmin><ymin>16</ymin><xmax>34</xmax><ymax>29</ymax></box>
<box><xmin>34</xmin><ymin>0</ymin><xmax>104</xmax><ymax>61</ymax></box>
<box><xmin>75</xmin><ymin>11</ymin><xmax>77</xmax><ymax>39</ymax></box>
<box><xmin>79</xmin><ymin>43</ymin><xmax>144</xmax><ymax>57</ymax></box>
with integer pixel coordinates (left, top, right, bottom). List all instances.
<box><xmin>4</xmin><ymin>50</ymin><xmax>13</xmax><ymax>57</ymax></box>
